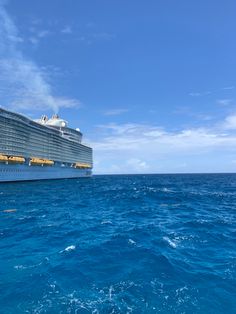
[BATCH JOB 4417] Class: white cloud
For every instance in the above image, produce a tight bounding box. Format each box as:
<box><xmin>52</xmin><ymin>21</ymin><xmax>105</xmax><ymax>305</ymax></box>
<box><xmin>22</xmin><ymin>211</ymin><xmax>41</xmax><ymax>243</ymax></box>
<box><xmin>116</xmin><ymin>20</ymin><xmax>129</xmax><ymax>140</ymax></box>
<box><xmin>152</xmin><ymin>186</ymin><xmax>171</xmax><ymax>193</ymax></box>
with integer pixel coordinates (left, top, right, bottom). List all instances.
<box><xmin>89</xmin><ymin>122</ymin><xmax>236</xmax><ymax>174</ymax></box>
<box><xmin>217</xmin><ymin>99</ymin><xmax>232</xmax><ymax>106</ymax></box>
<box><xmin>61</xmin><ymin>26</ymin><xmax>72</xmax><ymax>34</ymax></box>
<box><xmin>77</xmin><ymin>32</ymin><xmax>115</xmax><ymax>45</ymax></box>
<box><xmin>189</xmin><ymin>85</ymin><xmax>235</xmax><ymax>98</ymax></box>
<box><xmin>92</xmin><ymin>124</ymin><xmax>231</xmax><ymax>152</ymax></box>
<box><xmin>103</xmin><ymin>108</ymin><xmax>129</xmax><ymax>116</ymax></box>
<box><xmin>189</xmin><ymin>92</ymin><xmax>201</xmax><ymax>97</ymax></box>
<box><xmin>222</xmin><ymin>86</ymin><xmax>235</xmax><ymax>90</ymax></box>
<box><xmin>92</xmin><ymin>32</ymin><xmax>115</xmax><ymax>40</ymax></box>
<box><xmin>223</xmin><ymin>114</ymin><xmax>236</xmax><ymax>130</ymax></box>
<box><xmin>126</xmin><ymin>158</ymin><xmax>149</xmax><ymax>171</ymax></box>
<box><xmin>37</xmin><ymin>30</ymin><xmax>51</xmax><ymax>38</ymax></box>
<box><xmin>29</xmin><ymin>37</ymin><xmax>39</xmax><ymax>45</ymax></box>
<box><xmin>0</xmin><ymin>2</ymin><xmax>79</xmax><ymax>113</ymax></box>
<box><xmin>189</xmin><ymin>91</ymin><xmax>211</xmax><ymax>97</ymax></box>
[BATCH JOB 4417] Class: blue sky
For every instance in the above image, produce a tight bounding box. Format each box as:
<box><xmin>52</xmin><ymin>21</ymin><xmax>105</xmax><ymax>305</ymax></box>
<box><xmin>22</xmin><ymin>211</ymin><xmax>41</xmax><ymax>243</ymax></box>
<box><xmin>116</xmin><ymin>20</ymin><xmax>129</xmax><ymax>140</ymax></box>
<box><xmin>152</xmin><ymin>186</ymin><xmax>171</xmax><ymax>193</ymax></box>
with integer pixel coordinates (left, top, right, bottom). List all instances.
<box><xmin>0</xmin><ymin>0</ymin><xmax>236</xmax><ymax>173</ymax></box>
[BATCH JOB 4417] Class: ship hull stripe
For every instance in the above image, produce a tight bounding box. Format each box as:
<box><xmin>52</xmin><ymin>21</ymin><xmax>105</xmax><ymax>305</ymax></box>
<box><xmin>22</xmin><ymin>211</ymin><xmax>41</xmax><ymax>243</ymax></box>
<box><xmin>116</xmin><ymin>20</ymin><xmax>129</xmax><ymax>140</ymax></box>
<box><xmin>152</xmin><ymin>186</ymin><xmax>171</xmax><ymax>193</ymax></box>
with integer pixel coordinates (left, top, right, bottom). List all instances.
<box><xmin>0</xmin><ymin>164</ymin><xmax>91</xmax><ymax>182</ymax></box>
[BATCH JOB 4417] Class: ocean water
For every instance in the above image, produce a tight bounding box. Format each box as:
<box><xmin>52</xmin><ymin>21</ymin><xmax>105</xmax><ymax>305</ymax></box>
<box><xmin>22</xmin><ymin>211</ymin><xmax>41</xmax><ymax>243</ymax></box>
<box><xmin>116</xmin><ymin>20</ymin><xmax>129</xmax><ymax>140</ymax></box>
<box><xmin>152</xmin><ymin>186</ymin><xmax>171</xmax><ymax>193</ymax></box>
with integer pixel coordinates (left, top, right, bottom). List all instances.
<box><xmin>0</xmin><ymin>174</ymin><xmax>235</xmax><ymax>314</ymax></box>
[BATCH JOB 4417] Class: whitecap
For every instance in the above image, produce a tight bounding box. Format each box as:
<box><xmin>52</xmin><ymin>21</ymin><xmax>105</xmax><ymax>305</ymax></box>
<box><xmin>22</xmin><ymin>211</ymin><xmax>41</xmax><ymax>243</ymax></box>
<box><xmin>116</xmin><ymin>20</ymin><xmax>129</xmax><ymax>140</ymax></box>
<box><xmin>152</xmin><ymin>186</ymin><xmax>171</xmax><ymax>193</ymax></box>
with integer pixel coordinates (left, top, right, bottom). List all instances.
<box><xmin>14</xmin><ymin>257</ymin><xmax>48</xmax><ymax>270</ymax></box>
<box><xmin>162</xmin><ymin>187</ymin><xmax>173</xmax><ymax>193</ymax></box>
<box><xmin>128</xmin><ymin>239</ymin><xmax>136</xmax><ymax>245</ymax></box>
<box><xmin>2</xmin><ymin>209</ymin><xmax>17</xmax><ymax>213</ymax></box>
<box><xmin>101</xmin><ymin>220</ymin><xmax>112</xmax><ymax>225</ymax></box>
<box><xmin>14</xmin><ymin>265</ymin><xmax>26</xmax><ymax>270</ymax></box>
<box><xmin>109</xmin><ymin>285</ymin><xmax>113</xmax><ymax>301</ymax></box>
<box><xmin>63</xmin><ymin>245</ymin><xmax>76</xmax><ymax>252</ymax></box>
<box><xmin>163</xmin><ymin>236</ymin><xmax>177</xmax><ymax>248</ymax></box>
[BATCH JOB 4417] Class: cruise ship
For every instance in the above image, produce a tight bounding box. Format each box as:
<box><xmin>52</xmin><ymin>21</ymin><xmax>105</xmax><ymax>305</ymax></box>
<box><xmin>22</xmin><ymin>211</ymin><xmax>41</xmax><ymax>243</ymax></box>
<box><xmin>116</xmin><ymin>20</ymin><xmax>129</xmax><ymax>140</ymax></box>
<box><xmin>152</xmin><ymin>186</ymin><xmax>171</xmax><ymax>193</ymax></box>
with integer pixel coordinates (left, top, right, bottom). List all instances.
<box><xmin>0</xmin><ymin>108</ymin><xmax>93</xmax><ymax>182</ymax></box>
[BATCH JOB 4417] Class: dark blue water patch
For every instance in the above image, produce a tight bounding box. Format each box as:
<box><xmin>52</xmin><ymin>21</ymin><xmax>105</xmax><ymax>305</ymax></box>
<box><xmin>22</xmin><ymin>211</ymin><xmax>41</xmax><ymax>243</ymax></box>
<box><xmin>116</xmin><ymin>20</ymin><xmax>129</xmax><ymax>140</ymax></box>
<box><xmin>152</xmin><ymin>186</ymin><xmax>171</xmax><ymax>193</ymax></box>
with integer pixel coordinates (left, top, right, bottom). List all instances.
<box><xmin>0</xmin><ymin>174</ymin><xmax>236</xmax><ymax>313</ymax></box>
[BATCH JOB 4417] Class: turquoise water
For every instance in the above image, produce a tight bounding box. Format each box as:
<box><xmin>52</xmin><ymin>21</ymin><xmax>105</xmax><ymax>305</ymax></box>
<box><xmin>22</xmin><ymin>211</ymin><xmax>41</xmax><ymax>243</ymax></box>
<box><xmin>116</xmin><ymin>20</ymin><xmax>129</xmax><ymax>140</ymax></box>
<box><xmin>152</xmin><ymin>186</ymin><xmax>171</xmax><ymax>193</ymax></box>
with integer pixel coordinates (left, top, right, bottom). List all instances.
<box><xmin>0</xmin><ymin>174</ymin><xmax>235</xmax><ymax>313</ymax></box>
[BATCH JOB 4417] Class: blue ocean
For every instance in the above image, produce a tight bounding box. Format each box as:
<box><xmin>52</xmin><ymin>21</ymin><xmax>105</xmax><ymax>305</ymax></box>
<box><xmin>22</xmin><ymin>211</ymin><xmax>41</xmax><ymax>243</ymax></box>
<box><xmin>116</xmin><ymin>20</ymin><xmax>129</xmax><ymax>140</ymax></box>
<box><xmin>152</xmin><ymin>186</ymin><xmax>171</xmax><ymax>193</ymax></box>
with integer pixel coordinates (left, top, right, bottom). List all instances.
<box><xmin>0</xmin><ymin>174</ymin><xmax>235</xmax><ymax>313</ymax></box>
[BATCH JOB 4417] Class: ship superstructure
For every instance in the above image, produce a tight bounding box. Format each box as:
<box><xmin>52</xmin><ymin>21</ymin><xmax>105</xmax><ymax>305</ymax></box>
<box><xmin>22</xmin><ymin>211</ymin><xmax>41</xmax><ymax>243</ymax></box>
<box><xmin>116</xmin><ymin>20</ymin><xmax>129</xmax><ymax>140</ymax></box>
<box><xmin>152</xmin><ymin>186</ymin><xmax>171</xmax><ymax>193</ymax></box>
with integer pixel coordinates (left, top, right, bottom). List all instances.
<box><xmin>0</xmin><ymin>108</ymin><xmax>93</xmax><ymax>182</ymax></box>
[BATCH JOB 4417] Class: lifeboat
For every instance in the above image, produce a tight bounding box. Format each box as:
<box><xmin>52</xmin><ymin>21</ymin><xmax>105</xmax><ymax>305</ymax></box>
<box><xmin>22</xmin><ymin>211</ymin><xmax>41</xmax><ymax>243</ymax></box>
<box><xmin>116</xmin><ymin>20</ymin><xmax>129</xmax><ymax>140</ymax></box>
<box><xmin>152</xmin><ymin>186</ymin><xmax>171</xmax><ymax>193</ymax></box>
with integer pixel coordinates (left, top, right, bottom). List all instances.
<box><xmin>30</xmin><ymin>158</ymin><xmax>54</xmax><ymax>166</ymax></box>
<box><xmin>75</xmin><ymin>162</ymin><xmax>92</xmax><ymax>169</ymax></box>
<box><xmin>7</xmin><ymin>156</ymin><xmax>25</xmax><ymax>164</ymax></box>
<box><xmin>0</xmin><ymin>154</ymin><xmax>25</xmax><ymax>164</ymax></box>
<box><xmin>0</xmin><ymin>154</ymin><xmax>8</xmax><ymax>162</ymax></box>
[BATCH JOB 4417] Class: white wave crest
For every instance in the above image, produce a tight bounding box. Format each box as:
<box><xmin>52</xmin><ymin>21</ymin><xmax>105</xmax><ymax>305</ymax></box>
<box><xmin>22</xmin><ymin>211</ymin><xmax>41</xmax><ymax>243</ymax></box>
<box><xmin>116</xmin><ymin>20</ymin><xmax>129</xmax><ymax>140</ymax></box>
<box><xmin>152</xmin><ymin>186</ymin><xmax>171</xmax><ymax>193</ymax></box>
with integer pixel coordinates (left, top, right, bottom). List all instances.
<box><xmin>64</xmin><ymin>245</ymin><xmax>76</xmax><ymax>252</ymax></box>
<box><xmin>163</xmin><ymin>236</ymin><xmax>177</xmax><ymax>248</ymax></box>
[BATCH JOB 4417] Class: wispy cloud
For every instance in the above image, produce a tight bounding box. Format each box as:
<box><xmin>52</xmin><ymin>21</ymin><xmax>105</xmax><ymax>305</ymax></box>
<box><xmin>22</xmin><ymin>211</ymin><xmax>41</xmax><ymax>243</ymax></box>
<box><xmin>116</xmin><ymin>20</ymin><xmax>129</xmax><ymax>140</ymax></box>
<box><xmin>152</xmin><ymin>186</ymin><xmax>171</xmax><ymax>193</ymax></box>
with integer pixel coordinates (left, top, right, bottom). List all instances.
<box><xmin>217</xmin><ymin>99</ymin><xmax>232</xmax><ymax>106</ymax></box>
<box><xmin>126</xmin><ymin>158</ymin><xmax>149</xmax><ymax>171</ymax></box>
<box><xmin>223</xmin><ymin>114</ymin><xmax>236</xmax><ymax>130</ymax></box>
<box><xmin>37</xmin><ymin>30</ymin><xmax>51</xmax><ymax>38</ymax></box>
<box><xmin>77</xmin><ymin>32</ymin><xmax>115</xmax><ymax>45</ymax></box>
<box><xmin>173</xmin><ymin>106</ymin><xmax>214</xmax><ymax>121</ymax></box>
<box><xmin>89</xmin><ymin>121</ymin><xmax>236</xmax><ymax>174</ymax></box>
<box><xmin>189</xmin><ymin>91</ymin><xmax>211</xmax><ymax>97</ymax></box>
<box><xmin>92</xmin><ymin>32</ymin><xmax>115</xmax><ymax>41</ymax></box>
<box><xmin>28</xmin><ymin>24</ymin><xmax>52</xmax><ymax>46</ymax></box>
<box><xmin>92</xmin><ymin>123</ymin><xmax>229</xmax><ymax>152</ymax></box>
<box><xmin>29</xmin><ymin>37</ymin><xmax>39</xmax><ymax>45</ymax></box>
<box><xmin>0</xmin><ymin>2</ymin><xmax>80</xmax><ymax>113</ymax></box>
<box><xmin>189</xmin><ymin>85</ymin><xmax>235</xmax><ymax>97</ymax></box>
<box><xmin>188</xmin><ymin>92</ymin><xmax>201</xmax><ymax>97</ymax></box>
<box><xmin>61</xmin><ymin>26</ymin><xmax>72</xmax><ymax>34</ymax></box>
<box><xmin>103</xmin><ymin>108</ymin><xmax>129</xmax><ymax>116</ymax></box>
<box><xmin>221</xmin><ymin>86</ymin><xmax>235</xmax><ymax>90</ymax></box>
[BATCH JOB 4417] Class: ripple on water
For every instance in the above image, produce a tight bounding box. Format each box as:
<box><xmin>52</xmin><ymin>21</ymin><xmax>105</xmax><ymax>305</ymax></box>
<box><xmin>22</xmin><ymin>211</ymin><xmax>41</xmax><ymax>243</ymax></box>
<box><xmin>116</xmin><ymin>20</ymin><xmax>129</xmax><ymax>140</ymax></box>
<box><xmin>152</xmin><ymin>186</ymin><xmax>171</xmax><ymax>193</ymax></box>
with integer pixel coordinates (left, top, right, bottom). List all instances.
<box><xmin>0</xmin><ymin>174</ymin><xmax>235</xmax><ymax>313</ymax></box>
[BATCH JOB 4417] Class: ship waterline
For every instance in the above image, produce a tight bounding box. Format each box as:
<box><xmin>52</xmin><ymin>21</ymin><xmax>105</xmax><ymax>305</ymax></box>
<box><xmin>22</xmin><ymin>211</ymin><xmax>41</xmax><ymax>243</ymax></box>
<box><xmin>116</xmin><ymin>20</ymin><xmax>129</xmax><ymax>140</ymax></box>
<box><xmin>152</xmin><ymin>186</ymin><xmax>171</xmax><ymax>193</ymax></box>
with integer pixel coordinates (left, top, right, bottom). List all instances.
<box><xmin>0</xmin><ymin>108</ymin><xmax>93</xmax><ymax>182</ymax></box>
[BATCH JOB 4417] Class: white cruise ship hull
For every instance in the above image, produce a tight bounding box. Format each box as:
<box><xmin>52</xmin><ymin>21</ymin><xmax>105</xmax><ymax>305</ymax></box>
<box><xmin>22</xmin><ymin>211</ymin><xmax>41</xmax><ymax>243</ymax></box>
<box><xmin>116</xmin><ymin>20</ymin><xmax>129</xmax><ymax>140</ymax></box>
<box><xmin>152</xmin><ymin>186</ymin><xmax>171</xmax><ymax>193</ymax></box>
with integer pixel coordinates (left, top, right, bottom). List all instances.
<box><xmin>0</xmin><ymin>163</ymin><xmax>92</xmax><ymax>182</ymax></box>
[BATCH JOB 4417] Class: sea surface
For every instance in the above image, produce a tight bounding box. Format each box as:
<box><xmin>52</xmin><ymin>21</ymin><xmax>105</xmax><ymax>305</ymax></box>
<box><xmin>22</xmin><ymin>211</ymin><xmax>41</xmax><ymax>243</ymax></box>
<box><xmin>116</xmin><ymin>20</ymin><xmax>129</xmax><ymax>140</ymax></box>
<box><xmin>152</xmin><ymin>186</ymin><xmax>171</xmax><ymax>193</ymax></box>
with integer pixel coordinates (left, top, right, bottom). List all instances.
<box><xmin>0</xmin><ymin>174</ymin><xmax>235</xmax><ymax>314</ymax></box>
